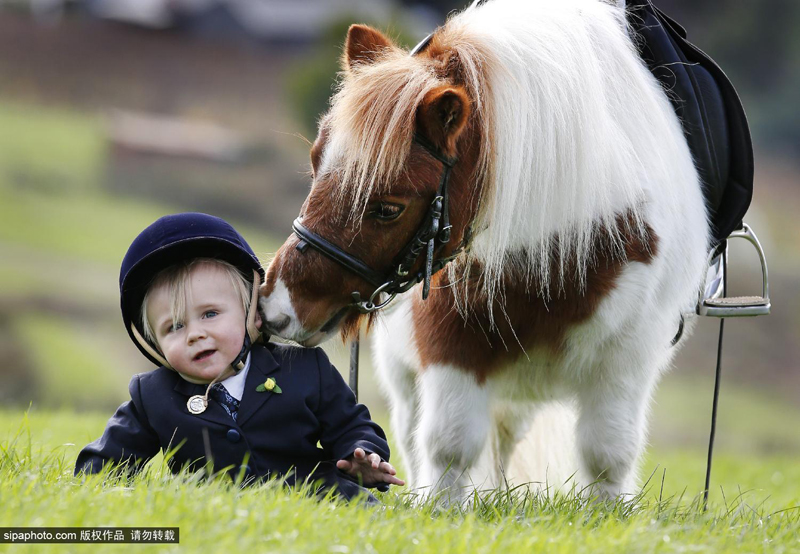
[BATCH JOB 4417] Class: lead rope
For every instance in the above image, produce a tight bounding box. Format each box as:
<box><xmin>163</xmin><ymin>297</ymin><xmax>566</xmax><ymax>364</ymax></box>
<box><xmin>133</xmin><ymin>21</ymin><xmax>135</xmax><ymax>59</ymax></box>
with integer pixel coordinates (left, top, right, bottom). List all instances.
<box><xmin>703</xmin><ymin>244</ymin><xmax>727</xmax><ymax>511</ymax></box>
<box><xmin>350</xmin><ymin>333</ymin><xmax>360</xmax><ymax>402</ymax></box>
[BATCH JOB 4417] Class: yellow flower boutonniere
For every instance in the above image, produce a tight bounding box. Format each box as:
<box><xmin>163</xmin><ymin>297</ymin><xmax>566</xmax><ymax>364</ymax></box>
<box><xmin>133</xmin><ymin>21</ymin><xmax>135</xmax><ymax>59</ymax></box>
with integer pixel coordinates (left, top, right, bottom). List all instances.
<box><xmin>256</xmin><ymin>377</ymin><xmax>282</xmax><ymax>394</ymax></box>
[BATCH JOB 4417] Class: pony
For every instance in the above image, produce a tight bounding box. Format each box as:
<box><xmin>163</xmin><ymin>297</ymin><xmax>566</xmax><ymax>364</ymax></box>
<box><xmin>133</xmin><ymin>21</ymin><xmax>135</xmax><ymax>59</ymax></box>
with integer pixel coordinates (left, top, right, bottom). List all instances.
<box><xmin>259</xmin><ymin>0</ymin><xmax>710</xmax><ymax>502</ymax></box>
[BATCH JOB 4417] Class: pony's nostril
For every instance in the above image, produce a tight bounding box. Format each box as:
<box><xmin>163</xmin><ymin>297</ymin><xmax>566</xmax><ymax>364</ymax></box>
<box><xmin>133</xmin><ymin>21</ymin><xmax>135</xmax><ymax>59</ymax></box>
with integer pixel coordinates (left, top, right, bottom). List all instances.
<box><xmin>266</xmin><ymin>315</ymin><xmax>291</xmax><ymax>333</ymax></box>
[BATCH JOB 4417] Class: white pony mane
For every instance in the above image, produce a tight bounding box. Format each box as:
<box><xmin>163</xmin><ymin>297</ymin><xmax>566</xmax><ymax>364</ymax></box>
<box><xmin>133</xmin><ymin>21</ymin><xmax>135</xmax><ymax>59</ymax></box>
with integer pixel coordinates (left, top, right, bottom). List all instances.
<box><xmin>322</xmin><ymin>0</ymin><xmax>687</xmax><ymax>309</ymax></box>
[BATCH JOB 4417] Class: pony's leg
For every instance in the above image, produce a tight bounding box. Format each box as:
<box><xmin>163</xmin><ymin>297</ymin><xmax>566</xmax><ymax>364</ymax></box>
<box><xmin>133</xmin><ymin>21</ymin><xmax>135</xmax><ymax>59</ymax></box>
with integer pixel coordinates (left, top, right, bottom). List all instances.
<box><xmin>374</xmin><ymin>355</ymin><xmax>420</xmax><ymax>484</ymax></box>
<box><xmin>463</xmin><ymin>402</ymin><xmax>535</xmax><ymax>501</ymax></box>
<box><xmin>506</xmin><ymin>401</ymin><xmax>584</xmax><ymax>495</ymax></box>
<box><xmin>575</xmin><ymin>358</ymin><xmax>659</xmax><ymax>501</ymax></box>
<box><xmin>372</xmin><ymin>307</ymin><xmax>422</xmax><ymax>484</ymax></box>
<box><xmin>416</xmin><ymin>365</ymin><xmax>491</xmax><ymax>504</ymax></box>
<box><xmin>494</xmin><ymin>403</ymin><xmax>536</xmax><ymax>470</ymax></box>
<box><xmin>468</xmin><ymin>402</ymin><xmax>534</xmax><ymax>491</ymax></box>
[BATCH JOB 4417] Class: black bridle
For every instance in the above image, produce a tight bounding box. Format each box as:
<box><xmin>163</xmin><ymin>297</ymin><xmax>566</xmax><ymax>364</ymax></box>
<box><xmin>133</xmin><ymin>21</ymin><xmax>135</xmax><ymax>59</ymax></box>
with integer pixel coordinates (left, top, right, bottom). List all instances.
<box><xmin>292</xmin><ymin>133</ymin><xmax>473</xmax><ymax>313</ymax></box>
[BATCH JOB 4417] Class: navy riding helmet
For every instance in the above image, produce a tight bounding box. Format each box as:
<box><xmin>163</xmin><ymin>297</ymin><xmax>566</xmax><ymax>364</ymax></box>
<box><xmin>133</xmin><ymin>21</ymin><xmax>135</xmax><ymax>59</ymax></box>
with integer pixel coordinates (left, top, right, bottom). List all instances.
<box><xmin>120</xmin><ymin>212</ymin><xmax>265</xmax><ymax>369</ymax></box>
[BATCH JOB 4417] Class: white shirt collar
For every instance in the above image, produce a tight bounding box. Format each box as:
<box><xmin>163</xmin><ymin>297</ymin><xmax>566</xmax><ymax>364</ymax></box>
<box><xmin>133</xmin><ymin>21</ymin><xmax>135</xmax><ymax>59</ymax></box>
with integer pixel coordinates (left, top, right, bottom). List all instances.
<box><xmin>219</xmin><ymin>352</ymin><xmax>251</xmax><ymax>401</ymax></box>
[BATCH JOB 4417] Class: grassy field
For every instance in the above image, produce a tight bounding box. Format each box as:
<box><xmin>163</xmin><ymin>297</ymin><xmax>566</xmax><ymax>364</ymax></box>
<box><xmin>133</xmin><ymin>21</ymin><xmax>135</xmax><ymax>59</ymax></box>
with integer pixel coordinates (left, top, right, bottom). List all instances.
<box><xmin>1</xmin><ymin>409</ymin><xmax>799</xmax><ymax>553</ymax></box>
<box><xmin>2</xmin><ymin>98</ymin><xmax>799</xmax><ymax>552</ymax></box>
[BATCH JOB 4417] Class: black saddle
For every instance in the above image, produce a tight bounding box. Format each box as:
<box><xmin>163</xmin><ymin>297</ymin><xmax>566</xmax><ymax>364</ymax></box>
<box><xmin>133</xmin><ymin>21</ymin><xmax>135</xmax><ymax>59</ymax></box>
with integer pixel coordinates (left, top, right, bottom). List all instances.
<box><xmin>627</xmin><ymin>0</ymin><xmax>754</xmax><ymax>245</ymax></box>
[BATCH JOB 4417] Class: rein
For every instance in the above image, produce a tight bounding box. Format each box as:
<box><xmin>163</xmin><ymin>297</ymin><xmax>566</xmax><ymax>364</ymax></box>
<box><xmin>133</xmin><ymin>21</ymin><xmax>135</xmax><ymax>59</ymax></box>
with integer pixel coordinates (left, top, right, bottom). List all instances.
<box><xmin>292</xmin><ymin>133</ymin><xmax>473</xmax><ymax>313</ymax></box>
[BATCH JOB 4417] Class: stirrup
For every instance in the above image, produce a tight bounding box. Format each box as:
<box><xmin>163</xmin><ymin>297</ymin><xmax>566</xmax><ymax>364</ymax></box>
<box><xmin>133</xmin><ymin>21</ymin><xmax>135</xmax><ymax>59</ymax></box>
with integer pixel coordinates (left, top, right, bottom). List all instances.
<box><xmin>697</xmin><ymin>223</ymin><xmax>771</xmax><ymax>317</ymax></box>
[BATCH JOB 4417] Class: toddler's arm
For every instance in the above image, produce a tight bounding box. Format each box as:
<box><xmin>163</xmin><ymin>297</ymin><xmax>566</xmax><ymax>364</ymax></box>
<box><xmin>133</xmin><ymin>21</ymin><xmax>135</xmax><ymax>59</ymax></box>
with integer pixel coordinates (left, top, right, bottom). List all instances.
<box><xmin>313</xmin><ymin>349</ymin><xmax>397</xmax><ymax>488</ymax></box>
<box><xmin>75</xmin><ymin>374</ymin><xmax>160</xmax><ymax>477</ymax></box>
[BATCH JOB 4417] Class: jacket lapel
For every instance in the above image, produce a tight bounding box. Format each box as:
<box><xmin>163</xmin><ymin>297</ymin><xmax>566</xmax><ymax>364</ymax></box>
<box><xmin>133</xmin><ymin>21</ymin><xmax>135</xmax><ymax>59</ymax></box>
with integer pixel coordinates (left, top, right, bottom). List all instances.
<box><xmin>236</xmin><ymin>344</ymin><xmax>281</xmax><ymax>427</ymax></box>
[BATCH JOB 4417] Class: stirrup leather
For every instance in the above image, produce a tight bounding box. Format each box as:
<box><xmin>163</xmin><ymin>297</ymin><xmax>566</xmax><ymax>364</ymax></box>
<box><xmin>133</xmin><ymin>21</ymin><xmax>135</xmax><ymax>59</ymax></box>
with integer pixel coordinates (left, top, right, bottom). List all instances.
<box><xmin>697</xmin><ymin>223</ymin><xmax>770</xmax><ymax>317</ymax></box>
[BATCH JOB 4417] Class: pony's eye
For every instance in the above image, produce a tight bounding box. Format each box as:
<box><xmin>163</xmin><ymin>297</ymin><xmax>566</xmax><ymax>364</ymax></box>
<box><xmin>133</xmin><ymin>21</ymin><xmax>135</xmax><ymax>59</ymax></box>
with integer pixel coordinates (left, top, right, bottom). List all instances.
<box><xmin>370</xmin><ymin>202</ymin><xmax>404</xmax><ymax>221</ymax></box>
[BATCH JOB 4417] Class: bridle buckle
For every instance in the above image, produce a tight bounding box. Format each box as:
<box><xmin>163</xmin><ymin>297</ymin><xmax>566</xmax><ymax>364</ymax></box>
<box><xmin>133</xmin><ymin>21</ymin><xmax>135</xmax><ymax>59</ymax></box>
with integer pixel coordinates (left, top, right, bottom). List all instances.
<box><xmin>351</xmin><ymin>282</ymin><xmax>398</xmax><ymax>313</ymax></box>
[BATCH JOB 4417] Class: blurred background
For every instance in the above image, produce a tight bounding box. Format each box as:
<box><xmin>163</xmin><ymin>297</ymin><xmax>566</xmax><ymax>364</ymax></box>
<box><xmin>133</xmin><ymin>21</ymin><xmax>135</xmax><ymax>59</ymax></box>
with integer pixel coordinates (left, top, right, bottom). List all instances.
<box><xmin>0</xmin><ymin>0</ymin><xmax>798</xmax><ymax>468</ymax></box>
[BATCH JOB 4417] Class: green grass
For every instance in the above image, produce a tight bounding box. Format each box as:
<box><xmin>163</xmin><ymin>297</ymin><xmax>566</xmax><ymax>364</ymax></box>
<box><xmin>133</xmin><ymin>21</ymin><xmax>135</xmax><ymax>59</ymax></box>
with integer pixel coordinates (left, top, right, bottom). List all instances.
<box><xmin>1</xmin><ymin>410</ymin><xmax>799</xmax><ymax>553</ymax></box>
<box><xmin>1</xmin><ymin>99</ymin><xmax>799</xmax><ymax>552</ymax></box>
<box><xmin>0</xmin><ymin>100</ymin><xmax>279</xmax><ymax>266</ymax></box>
<box><xmin>643</xmin><ymin>449</ymin><xmax>800</xmax><ymax>510</ymax></box>
<box><xmin>652</xmin><ymin>373</ymin><xmax>800</xmax><ymax>454</ymax></box>
<box><xmin>0</xmin><ymin>100</ymin><xmax>178</xmax><ymax>267</ymax></box>
<box><xmin>0</xmin><ymin>101</ymin><xmax>106</xmax><ymax>195</ymax></box>
<box><xmin>652</xmin><ymin>371</ymin><xmax>800</xmax><ymax>450</ymax></box>
<box><xmin>13</xmin><ymin>314</ymin><xmax>130</xmax><ymax>411</ymax></box>
<box><xmin>0</xmin><ymin>178</ymin><xmax>279</xmax><ymax>268</ymax></box>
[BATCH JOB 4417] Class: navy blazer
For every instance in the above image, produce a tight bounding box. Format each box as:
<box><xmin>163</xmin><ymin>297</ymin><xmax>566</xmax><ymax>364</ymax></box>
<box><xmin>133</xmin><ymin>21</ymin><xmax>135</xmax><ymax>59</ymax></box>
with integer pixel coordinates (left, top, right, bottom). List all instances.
<box><xmin>75</xmin><ymin>343</ymin><xmax>391</xmax><ymax>500</ymax></box>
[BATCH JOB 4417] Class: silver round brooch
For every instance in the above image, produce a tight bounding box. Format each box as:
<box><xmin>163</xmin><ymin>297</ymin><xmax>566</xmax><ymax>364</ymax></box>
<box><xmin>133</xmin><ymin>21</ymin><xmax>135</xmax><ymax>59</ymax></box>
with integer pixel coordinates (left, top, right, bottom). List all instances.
<box><xmin>187</xmin><ymin>395</ymin><xmax>208</xmax><ymax>414</ymax></box>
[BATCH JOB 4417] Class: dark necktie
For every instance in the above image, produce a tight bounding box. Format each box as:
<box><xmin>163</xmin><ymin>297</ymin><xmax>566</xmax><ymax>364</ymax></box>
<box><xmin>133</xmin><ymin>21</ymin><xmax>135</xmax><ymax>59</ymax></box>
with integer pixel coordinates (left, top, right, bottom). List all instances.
<box><xmin>210</xmin><ymin>383</ymin><xmax>240</xmax><ymax>422</ymax></box>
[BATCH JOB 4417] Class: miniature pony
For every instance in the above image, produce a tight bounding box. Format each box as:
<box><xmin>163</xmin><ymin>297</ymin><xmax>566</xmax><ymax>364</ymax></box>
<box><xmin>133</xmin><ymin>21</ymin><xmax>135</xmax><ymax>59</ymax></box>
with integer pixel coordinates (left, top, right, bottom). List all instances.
<box><xmin>260</xmin><ymin>0</ymin><xmax>709</xmax><ymax>502</ymax></box>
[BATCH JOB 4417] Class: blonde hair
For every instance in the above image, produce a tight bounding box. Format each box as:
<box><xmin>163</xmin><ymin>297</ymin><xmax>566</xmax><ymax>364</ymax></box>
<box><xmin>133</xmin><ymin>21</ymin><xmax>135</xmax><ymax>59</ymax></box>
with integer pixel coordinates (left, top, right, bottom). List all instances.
<box><xmin>140</xmin><ymin>258</ymin><xmax>252</xmax><ymax>351</ymax></box>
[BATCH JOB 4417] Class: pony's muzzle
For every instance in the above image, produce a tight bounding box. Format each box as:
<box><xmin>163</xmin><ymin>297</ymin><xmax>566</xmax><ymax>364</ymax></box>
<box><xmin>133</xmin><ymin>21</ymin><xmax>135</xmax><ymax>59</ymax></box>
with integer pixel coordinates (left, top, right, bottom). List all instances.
<box><xmin>258</xmin><ymin>278</ymin><xmax>301</xmax><ymax>340</ymax></box>
<box><xmin>263</xmin><ymin>314</ymin><xmax>291</xmax><ymax>334</ymax></box>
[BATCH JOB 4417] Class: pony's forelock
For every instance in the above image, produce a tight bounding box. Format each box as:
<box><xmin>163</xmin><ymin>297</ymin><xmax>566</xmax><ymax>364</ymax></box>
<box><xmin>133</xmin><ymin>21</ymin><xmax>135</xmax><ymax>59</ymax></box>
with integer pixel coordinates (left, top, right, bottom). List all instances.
<box><xmin>318</xmin><ymin>21</ymin><xmax>494</xmax><ymax>224</ymax></box>
<box><xmin>321</xmin><ymin>50</ymin><xmax>441</xmax><ymax>220</ymax></box>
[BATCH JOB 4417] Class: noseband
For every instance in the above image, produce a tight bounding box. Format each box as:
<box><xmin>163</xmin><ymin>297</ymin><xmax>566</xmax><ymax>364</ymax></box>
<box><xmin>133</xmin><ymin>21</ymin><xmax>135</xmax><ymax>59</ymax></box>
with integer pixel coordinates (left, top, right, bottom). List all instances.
<box><xmin>292</xmin><ymin>133</ymin><xmax>472</xmax><ymax>313</ymax></box>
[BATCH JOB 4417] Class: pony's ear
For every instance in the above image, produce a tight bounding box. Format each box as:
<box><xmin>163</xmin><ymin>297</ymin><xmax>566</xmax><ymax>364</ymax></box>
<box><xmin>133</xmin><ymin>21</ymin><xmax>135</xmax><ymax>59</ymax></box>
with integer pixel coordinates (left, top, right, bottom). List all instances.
<box><xmin>343</xmin><ymin>24</ymin><xmax>393</xmax><ymax>70</ymax></box>
<box><xmin>416</xmin><ymin>85</ymin><xmax>471</xmax><ymax>157</ymax></box>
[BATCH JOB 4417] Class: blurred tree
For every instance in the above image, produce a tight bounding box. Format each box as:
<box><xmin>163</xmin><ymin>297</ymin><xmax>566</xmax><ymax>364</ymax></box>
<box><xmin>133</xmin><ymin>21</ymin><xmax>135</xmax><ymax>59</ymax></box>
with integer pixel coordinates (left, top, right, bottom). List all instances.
<box><xmin>285</xmin><ymin>15</ymin><xmax>417</xmax><ymax>140</ymax></box>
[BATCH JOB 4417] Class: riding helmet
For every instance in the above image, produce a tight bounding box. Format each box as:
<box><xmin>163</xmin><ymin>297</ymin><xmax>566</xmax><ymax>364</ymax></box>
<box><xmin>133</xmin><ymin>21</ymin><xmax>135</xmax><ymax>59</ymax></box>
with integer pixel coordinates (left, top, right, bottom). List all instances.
<box><xmin>120</xmin><ymin>212</ymin><xmax>265</xmax><ymax>367</ymax></box>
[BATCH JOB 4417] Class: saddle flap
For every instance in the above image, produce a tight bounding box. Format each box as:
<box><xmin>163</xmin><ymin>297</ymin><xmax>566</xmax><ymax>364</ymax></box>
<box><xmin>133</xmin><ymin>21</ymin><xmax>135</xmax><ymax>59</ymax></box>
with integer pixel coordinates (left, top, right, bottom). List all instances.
<box><xmin>628</xmin><ymin>0</ymin><xmax>754</xmax><ymax>244</ymax></box>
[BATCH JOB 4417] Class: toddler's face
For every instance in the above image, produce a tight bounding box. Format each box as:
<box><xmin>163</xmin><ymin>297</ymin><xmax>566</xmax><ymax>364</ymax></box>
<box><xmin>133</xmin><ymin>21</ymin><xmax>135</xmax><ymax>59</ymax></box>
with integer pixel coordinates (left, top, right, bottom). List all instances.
<box><xmin>147</xmin><ymin>263</ymin><xmax>252</xmax><ymax>381</ymax></box>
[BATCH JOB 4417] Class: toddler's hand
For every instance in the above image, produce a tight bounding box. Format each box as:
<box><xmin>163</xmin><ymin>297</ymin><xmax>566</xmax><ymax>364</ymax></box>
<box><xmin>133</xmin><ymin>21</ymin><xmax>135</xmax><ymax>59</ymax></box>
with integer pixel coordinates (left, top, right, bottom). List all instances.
<box><xmin>336</xmin><ymin>448</ymin><xmax>405</xmax><ymax>487</ymax></box>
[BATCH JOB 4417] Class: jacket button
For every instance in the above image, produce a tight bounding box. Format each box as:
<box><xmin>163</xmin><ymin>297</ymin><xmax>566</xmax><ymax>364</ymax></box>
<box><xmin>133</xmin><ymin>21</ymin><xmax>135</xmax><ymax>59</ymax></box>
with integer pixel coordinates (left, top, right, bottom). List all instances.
<box><xmin>226</xmin><ymin>429</ymin><xmax>241</xmax><ymax>443</ymax></box>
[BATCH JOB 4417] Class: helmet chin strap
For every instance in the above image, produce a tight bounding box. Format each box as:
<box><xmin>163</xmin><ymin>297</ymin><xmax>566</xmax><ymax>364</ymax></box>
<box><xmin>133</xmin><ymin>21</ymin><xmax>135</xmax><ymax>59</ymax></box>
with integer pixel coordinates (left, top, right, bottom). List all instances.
<box><xmin>131</xmin><ymin>270</ymin><xmax>263</xmax><ymax>392</ymax></box>
<box><xmin>230</xmin><ymin>269</ymin><xmax>262</xmax><ymax>373</ymax></box>
<box><xmin>131</xmin><ymin>323</ymin><xmax>173</xmax><ymax>369</ymax></box>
